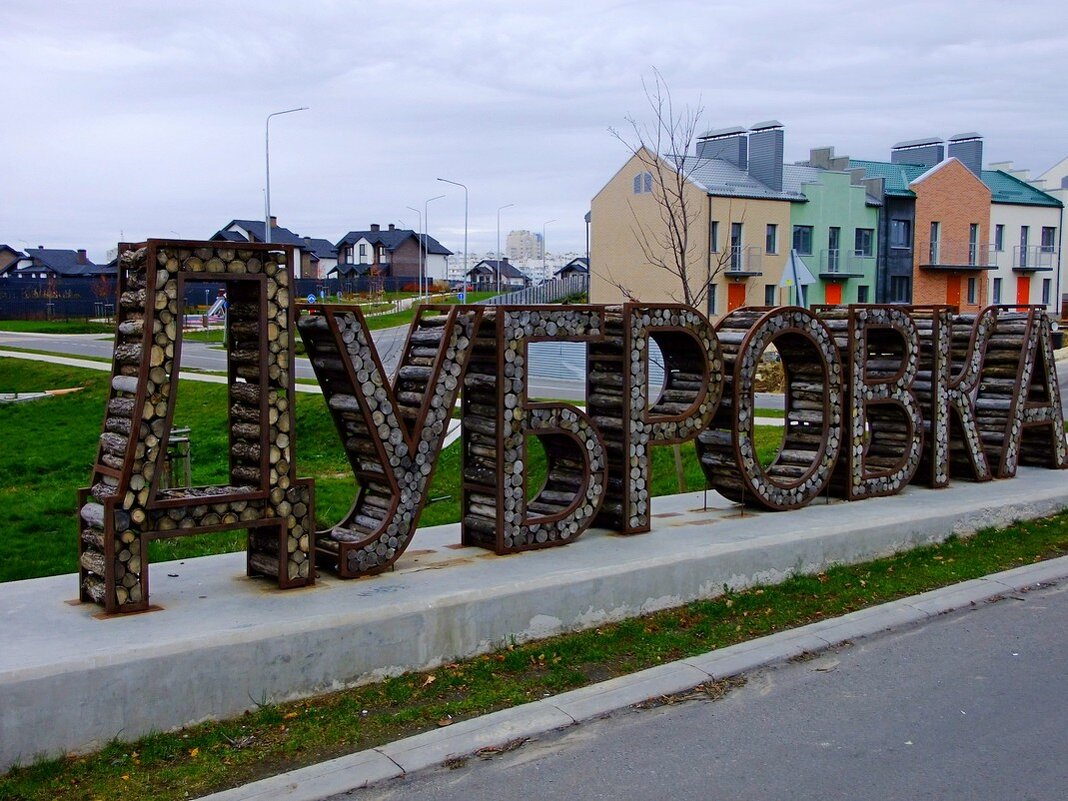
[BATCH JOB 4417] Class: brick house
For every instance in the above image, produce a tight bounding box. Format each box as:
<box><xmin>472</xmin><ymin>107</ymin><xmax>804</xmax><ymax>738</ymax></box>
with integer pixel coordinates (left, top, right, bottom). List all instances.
<box><xmin>334</xmin><ymin>224</ymin><xmax>451</xmax><ymax>285</ymax></box>
<box><xmin>909</xmin><ymin>158</ymin><xmax>992</xmax><ymax>311</ymax></box>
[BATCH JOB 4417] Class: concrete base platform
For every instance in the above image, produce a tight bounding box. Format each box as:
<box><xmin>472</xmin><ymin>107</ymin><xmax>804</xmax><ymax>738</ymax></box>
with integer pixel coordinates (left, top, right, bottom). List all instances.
<box><xmin>3</xmin><ymin>467</ymin><xmax>1067</xmax><ymax>770</ymax></box>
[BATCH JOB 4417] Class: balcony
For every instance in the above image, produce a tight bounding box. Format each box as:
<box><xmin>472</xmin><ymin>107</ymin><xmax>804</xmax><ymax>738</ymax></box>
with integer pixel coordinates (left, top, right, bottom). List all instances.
<box><xmin>919</xmin><ymin>241</ymin><xmax>996</xmax><ymax>271</ymax></box>
<box><xmin>1012</xmin><ymin>245</ymin><xmax>1055</xmax><ymax>272</ymax></box>
<box><xmin>818</xmin><ymin>249</ymin><xmax>871</xmax><ymax>279</ymax></box>
<box><xmin>723</xmin><ymin>245</ymin><xmax>763</xmax><ymax>277</ymax></box>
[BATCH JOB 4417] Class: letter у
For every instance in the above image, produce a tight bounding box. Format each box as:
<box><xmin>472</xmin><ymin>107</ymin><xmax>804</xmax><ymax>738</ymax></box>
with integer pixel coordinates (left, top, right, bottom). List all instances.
<box><xmin>977</xmin><ymin>307</ymin><xmax>1068</xmax><ymax>477</ymax></box>
<box><xmin>820</xmin><ymin>306</ymin><xmax>923</xmax><ymax>500</ymax></box>
<box><xmin>296</xmin><ymin>304</ymin><xmax>482</xmax><ymax>577</ymax></box>
<box><xmin>589</xmin><ymin>304</ymin><xmax>722</xmax><ymax>534</ymax></box>
<box><xmin>461</xmin><ymin>307</ymin><xmax>608</xmax><ymax>553</ymax></box>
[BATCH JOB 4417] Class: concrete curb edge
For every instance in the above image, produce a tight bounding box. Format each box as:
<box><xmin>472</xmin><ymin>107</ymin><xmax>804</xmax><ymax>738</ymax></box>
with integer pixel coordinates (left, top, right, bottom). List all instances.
<box><xmin>196</xmin><ymin>555</ymin><xmax>1068</xmax><ymax>801</ymax></box>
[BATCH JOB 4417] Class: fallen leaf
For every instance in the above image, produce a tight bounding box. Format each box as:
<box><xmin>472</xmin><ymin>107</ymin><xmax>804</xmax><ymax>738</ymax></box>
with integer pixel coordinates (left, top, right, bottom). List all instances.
<box><xmin>436</xmin><ymin>716</ymin><xmax>454</xmax><ymax>727</ymax></box>
<box><xmin>422</xmin><ymin>675</ymin><xmax>437</xmax><ymax>688</ymax></box>
<box><xmin>189</xmin><ymin>747</ymin><xmax>199</xmax><ymax>758</ymax></box>
<box><xmin>284</xmin><ymin>712</ymin><xmax>298</xmax><ymax>720</ymax></box>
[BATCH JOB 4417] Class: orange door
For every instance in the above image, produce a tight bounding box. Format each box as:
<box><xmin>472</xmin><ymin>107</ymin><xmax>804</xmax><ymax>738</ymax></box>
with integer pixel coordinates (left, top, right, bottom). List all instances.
<box><xmin>1016</xmin><ymin>275</ymin><xmax>1031</xmax><ymax>305</ymax></box>
<box><xmin>727</xmin><ymin>282</ymin><xmax>746</xmax><ymax>311</ymax></box>
<box><xmin>945</xmin><ymin>277</ymin><xmax>962</xmax><ymax>308</ymax></box>
<box><xmin>824</xmin><ymin>283</ymin><xmax>842</xmax><ymax>305</ymax></box>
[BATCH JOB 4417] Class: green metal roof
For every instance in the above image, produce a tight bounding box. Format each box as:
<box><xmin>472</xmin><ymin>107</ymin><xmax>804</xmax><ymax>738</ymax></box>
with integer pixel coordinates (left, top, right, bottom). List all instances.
<box><xmin>981</xmin><ymin>169</ymin><xmax>1062</xmax><ymax>207</ymax></box>
<box><xmin>850</xmin><ymin>159</ymin><xmax>1062</xmax><ymax>207</ymax></box>
<box><xmin>848</xmin><ymin>159</ymin><xmax>926</xmax><ymax>197</ymax></box>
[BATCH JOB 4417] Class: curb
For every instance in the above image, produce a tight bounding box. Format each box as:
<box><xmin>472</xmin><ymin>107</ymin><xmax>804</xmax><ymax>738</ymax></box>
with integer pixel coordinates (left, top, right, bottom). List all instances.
<box><xmin>196</xmin><ymin>555</ymin><xmax>1068</xmax><ymax>801</ymax></box>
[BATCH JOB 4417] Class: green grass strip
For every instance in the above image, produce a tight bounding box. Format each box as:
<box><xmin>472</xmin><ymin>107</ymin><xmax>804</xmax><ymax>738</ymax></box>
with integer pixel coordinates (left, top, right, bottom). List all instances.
<box><xmin>2</xmin><ymin>511</ymin><xmax>1066</xmax><ymax>799</ymax></box>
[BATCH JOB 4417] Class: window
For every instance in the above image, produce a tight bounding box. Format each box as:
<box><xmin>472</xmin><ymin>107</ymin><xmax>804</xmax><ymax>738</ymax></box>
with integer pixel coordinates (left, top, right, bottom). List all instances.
<box><xmin>1020</xmin><ymin>225</ymin><xmax>1030</xmax><ymax>268</ymax></box>
<box><xmin>889</xmin><ymin>275</ymin><xmax>912</xmax><ymax>303</ymax></box>
<box><xmin>994</xmin><ymin>224</ymin><xmax>1005</xmax><ymax>252</ymax></box>
<box><xmin>854</xmin><ymin>228</ymin><xmax>874</xmax><ymax>258</ymax></box>
<box><xmin>765</xmin><ymin>224</ymin><xmax>778</xmax><ymax>255</ymax></box>
<box><xmin>633</xmin><ymin>172</ymin><xmax>652</xmax><ymax>194</ymax></box>
<box><xmin>358</xmin><ymin>243</ymin><xmax>367</xmax><ymax>261</ymax></box>
<box><xmin>792</xmin><ymin>225</ymin><xmax>814</xmax><ymax>256</ymax></box>
<box><xmin>1041</xmin><ymin>227</ymin><xmax>1057</xmax><ymax>253</ymax></box>
<box><xmin>827</xmin><ymin>227</ymin><xmax>841</xmax><ymax>272</ymax></box>
<box><xmin>710</xmin><ymin>221</ymin><xmax>720</xmax><ymax>252</ymax></box>
<box><xmin>730</xmin><ymin>222</ymin><xmax>743</xmax><ymax>270</ymax></box>
<box><xmin>967</xmin><ymin>277</ymin><xmax>977</xmax><ymax>304</ymax></box>
<box><xmin>890</xmin><ymin>219</ymin><xmax>911</xmax><ymax>249</ymax></box>
<box><xmin>993</xmin><ymin>277</ymin><xmax>1002</xmax><ymax>303</ymax></box>
<box><xmin>929</xmin><ymin>221</ymin><xmax>941</xmax><ymax>263</ymax></box>
<box><xmin>707</xmin><ymin>283</ymin><xmax>717</xmax><ymax>315</ymax></box>
<box><xmin>857</xmin><ymin>285</ymin><xmax>870</xmax><ymax>303</ymax></box>
<box><xmin>1043</xmin><ymin>278</ymin><xmax>1052</xmax><ymax>305</ymax></box>
<box><xmin>968</xmin><ymin>223</ymin><xmax>979</xmax><ymax>266</ymax></box>
<box><xmin>764</xmin><ymin>284</ymin><xmax>776</xmax><ymax>306</ymax></box>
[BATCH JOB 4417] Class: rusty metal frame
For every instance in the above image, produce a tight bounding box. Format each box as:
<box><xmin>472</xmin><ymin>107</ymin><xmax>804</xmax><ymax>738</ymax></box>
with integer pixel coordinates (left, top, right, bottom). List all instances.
<box><xmin>78</xmin><ymin>239</ymin><xmax>314</xmax><ymax>614</ymax></box>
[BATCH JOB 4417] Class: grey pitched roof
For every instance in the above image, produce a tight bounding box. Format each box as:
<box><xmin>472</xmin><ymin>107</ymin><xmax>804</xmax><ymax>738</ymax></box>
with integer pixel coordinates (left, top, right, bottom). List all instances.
<box><xmin>336</xmin><ymin>228</ymin><xmax>452</xmax><ymax>256</ymax></box>
<box><xmin>470</xmin><ymin>259</ymin><xmax>525</xmax><ymax>279</ymax></box>
<box><xmin>17</xmin><ymin>247</ymin><xmax>110</xmax><ymax>276</ymax></box>
<box><xmin>555</xmin><ymin>257</ymin><xmax>589</xmax><ymax>276</ymax></box>
<box><xmin>678</xmin><ymin>155</ymin><xmax>807</xmax><ymax>201</ymax></box>
<box><xmin>215</xmin><ymin>219</ymin><xmax>307</xmax><ymax>246</ymax></box>
<box><xmin>302</xmin><ymin>237</ymin><xmax>338</xmax><ymax>259</ymax></box>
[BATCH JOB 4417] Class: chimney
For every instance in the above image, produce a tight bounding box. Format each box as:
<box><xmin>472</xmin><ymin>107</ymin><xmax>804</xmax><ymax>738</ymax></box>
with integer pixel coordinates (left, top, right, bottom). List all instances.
<box><xmin>890</xmin><ymin>137</ymin><xmax>944</xmax><ymax>167</ymax></box>
<box><xmin>269</xmin><ymin>215</ymin><xmax>278</xmax><ymax>228</ymax></box>
<box><xmin>696</xmin><ymin>126</ymin><xmax>748</xmax><ymax>168</ymax></box>
<box><xmin>370</xmin><ymin>223</ymin><xmax>380</xmax><ymax>232</ymax></box>
<box><xmin>388</xmin><ymin>223</ymin><xmax>395</xmax><ymax>231</ymax></box>
<box><xmin>748</xmin><ymin>120</ymin><xmax>785</xmax><ymax>191</ymax></box>
<box><xmin>76</xmin><ymin>249</ymin><xmax>88</xmax><ymax>264</ymax></box>
<box><xmin>947</xmin><ymin>132</ymin><xmax>983</xmax><ymax>176</ymax></box>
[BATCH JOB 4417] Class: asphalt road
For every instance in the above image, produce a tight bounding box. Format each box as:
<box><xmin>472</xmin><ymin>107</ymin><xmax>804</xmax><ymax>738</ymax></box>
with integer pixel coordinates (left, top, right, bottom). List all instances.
<box><xmin>348</xmin><ymin>579</ymin><xmax>1068</xmax><ymax>801</ymax></box>
<box><xmin>5</xmin><ymin>327</ymin><xmax>1067</xmax><ymax>411</ymax></box>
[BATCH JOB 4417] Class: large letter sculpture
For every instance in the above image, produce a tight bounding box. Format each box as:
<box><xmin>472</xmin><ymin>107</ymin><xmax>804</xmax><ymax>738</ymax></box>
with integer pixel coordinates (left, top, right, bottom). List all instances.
<box><xmin>296</xmin><ymin>304</ymin><xmax>482</xmax><ymax>577</ymax></box>
<box><xmin>697</xmin><ymin>306</ymin><xmax>844</xmax><ymax>509</ymax></box>
<box><xmin>462</xmin><ymin>307</ymin><xmax>608</xmax><ymax>552</ymax></box>
<box><xmin>78</xmin><ymin>241</ymin><xmax>314</xmax><ymax>613</ymax></box>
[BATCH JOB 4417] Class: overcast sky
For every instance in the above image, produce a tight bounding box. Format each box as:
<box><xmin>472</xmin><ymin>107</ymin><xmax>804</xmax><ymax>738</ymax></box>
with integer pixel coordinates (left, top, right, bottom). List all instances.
<box><xmin>2</xmin><ymin>0</ymin><xmax>1065</xmax><ymax>261</ymax></box>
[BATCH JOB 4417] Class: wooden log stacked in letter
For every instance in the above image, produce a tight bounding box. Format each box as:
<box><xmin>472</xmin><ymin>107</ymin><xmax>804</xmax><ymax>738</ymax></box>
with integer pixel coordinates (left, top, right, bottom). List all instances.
<box><xmin>696</xmin><ymin>306</ymin><xmax>843</xmax><ymax>509</ymax></box>
<box><xmin>462</xmin><ymin>307</ymin><xmax>607</xmax><ymax>552</ymax></box>
<box><xmin>78</xmin><ymin>241</ymin><xmax>314</xmax><ymax>614</ymax></box>
<box><xmin>818</xmin><ymin>305</ymin><xmax>923</xmax><ymax>499</ymax></box>
<box><xmin>296</xmin><ymin>304</ymin><xmax>481</xmax><ymax>577</ymax></box>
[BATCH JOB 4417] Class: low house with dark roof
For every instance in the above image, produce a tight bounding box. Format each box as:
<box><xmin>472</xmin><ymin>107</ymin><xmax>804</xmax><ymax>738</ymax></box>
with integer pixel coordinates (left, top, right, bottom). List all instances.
<box><xmin>2</xmin><ymin>246</ymin><xmax>113</xmax><ymax>279</ymax></box>
<box><xmin>212</xmin><ymin>217</ymin><xmax>324</xmax><ymax>279</ymax></box>
<box><xmin>0</xmin><ymin>245</ymin><xmax>24</xmax><ymax>276</ymax></box>
<box><xmin>467</xmin><ymin>258</ymin><xmax>530</xmax><ymax>289</ymax></box>
<box><xmin>554</xmin><ymin>257</ymin><xmax>589</xmax><ymax>278</ymax></box>
<box><xmin>334</xmin><ymin>224</ymin><xmax>452</xmax><ymax>286</ymax></box>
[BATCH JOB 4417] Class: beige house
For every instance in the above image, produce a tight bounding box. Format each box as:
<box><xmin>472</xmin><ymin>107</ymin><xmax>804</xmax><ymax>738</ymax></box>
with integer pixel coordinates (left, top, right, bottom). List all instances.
<box><xmin>590</xmin><ymin>123</ymin><xmax>803</xmax><ymax>317</ymax></box>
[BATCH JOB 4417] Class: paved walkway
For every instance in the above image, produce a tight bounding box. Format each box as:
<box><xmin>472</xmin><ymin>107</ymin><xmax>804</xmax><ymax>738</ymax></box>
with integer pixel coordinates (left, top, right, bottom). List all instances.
<box><xmin>199</xmin><ymin>556</ymin><xmax>1068</xmax><ymax>801</ymax></box>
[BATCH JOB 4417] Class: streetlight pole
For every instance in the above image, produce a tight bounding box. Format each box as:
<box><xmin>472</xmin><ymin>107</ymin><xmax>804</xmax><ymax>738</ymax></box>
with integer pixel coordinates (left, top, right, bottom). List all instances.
<box><xmin>437</xmin><ymin>178</ymin><xmax>467</xmax><ymax>287</ymax></box>
<box><xmin>496</xmin><ymin>203</ymin><xmax>515</xmax><ymax>294</ymax></box>
<box><xmin>542</xmin><ymin>219</ymin><xmax>556</xmax><ymax>283</ymax></box>
<box><xmin>265</xmin><ymin>106</ymin><xmax>309</xmax><ymax>244</ymax></box>
<box><xmin>423</xmin><ymin>194</ymin><xmax>445</xmax><ymax>298</ymax></box>
<box><xmin>405</xmin><ymin>206</ymin><xmax>422</xmax><ymax>296</ymax></box>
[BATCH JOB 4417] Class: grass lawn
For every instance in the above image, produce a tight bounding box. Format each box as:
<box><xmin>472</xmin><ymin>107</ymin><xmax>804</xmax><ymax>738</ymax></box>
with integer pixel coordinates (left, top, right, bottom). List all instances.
<box><xmin>0</xmin><ymin>357</ymin><xmax>780</xmax><ymax>582</ymax></box>
<box><xmin>0</xmin><ymin>319</ymin><xmax>114</xmax><ymax>335</ymax></box>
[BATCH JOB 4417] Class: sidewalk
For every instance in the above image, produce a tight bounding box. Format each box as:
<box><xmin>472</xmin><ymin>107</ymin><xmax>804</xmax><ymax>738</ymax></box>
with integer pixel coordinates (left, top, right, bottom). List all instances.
<box><xmin>198</xmin><ymin>555</ymin><xmax>1068</xmax><ymax>801</ymax></box>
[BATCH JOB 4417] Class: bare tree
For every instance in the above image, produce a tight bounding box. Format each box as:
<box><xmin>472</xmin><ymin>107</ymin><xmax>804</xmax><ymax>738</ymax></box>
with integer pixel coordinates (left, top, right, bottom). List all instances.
<box><xmin>609</xmin><ymin>69</ymin><xmax>736</xmax><ymax>311</ymax></box>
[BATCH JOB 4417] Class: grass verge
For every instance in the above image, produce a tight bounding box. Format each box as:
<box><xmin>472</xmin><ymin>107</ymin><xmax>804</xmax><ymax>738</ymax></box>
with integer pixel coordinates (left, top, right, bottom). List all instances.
<box><xmin>2</xmin><ymin>512</ymin><xmax>1066</xmax><ymax>799</ymax></box>
<box><xmin>0</xmin><ymin>320</ymin><xmax>114</xmax><ymax>335</ymax></box>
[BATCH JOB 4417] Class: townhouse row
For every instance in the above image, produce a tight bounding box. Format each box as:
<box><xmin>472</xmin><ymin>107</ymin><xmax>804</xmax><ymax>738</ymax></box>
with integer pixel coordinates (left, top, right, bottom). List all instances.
<box><xmin>590</xmin><ymin>124</ymin><xmax>1065</xmax><ymax>316</ymax></box>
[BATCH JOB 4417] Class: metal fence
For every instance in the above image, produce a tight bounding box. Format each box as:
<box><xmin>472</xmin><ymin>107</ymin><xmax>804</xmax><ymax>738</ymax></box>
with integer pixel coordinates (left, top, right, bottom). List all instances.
<box><xmin>476</xmin><ymin>274</ymin><xmax>588</xmax><ymax>306</ymax></box>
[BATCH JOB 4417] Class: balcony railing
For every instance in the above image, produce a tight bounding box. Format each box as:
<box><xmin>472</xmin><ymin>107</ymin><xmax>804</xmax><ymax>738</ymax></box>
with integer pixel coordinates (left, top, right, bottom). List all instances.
<box><xmin>724</xmin><ymin>245</ymin><xmax>763</xmax><ymax>275</ymax></box>
<box><xmin>1013</xmin><ymin>245</ymin><xmax>1055</xmax><ymax>271</ymax></box>
<box><xmin>921</xmin><ymin>242</ymin><xmax>995</xmax><ymax>269</ymax></box>
<box><xmin>819</xmin><ymin>249</ymin><xmax>873</xmax><ymax>276</ymax></box>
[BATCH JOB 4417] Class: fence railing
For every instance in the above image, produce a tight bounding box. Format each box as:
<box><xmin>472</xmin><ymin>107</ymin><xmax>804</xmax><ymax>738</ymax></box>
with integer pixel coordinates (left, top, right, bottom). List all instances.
<box><xmin>477</xmin><ymin>274</ymin><xmax>588</xmax><ymax>306</ymax></box>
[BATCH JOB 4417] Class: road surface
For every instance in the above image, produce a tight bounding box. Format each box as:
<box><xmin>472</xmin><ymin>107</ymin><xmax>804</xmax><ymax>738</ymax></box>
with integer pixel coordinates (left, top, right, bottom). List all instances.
<box><xmin>347</xmin><ymin>579</ymin><xmax>1068</xmax><ymax>801</ymax></box>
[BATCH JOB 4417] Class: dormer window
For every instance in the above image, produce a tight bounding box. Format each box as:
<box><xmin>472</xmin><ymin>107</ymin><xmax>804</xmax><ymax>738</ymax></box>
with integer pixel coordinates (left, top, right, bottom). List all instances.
<box><xmin>633</xmin><ymin>171</ymin><xmax>653</xmax><ymax>194</ymax></box>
